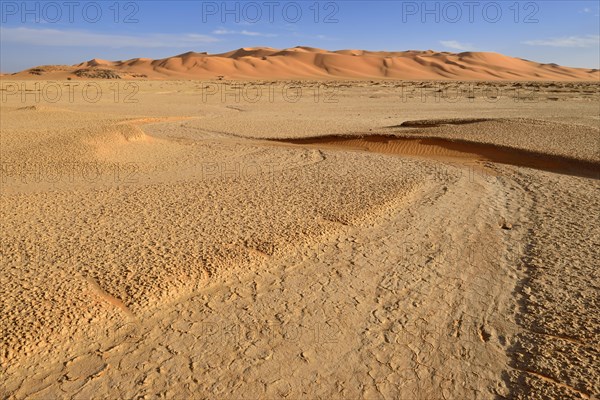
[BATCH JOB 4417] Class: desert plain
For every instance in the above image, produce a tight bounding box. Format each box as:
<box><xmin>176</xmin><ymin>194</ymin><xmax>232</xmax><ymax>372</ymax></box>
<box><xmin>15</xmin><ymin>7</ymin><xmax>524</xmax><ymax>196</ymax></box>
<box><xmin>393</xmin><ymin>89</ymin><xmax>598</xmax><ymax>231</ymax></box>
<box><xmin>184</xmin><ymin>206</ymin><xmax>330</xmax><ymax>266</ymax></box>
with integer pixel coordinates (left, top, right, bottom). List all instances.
<box><xmin>0</xmin><ymin>49</ymin><xmax>599</xmax><ymax>399</ymax></box>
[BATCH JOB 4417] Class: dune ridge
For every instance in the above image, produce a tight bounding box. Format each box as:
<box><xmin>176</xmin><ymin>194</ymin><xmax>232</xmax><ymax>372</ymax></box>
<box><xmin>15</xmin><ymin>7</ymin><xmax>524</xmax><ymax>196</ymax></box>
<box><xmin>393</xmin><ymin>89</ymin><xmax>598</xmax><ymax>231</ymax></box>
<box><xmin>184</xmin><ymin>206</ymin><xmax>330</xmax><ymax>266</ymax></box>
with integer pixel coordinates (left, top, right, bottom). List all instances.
<box><xmin>10</xmin><ymin>47</ymin><xmax>600</xmax><ymax>81</ymax></box>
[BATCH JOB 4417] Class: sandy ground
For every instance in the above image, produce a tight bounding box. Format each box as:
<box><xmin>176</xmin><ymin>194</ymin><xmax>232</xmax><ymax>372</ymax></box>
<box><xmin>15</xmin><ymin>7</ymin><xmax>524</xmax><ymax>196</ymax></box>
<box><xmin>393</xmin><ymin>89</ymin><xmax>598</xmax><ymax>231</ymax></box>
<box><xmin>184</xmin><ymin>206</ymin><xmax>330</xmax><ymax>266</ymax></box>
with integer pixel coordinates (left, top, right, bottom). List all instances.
<box><xmin>0</xmin><ymin>80</ymin><xmax>599</xmax><ymax>399</ymax></box>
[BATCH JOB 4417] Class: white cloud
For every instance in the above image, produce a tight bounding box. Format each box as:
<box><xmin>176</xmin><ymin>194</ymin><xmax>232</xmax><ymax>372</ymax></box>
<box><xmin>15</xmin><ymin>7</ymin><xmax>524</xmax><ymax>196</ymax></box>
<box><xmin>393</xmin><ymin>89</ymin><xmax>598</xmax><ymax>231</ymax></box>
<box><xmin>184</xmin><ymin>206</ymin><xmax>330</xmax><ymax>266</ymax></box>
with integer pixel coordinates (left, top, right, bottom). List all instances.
<box><xmin>439</xmin><ymin>40</ymin><xmax>475</xmax><ymax>51</ymax></box>
<box><xmin>213</xmin><ymin>28</ymin><xmax>236</xmax><ymax>35</ymax></box>
<box><xmin>212</xmin><ymin>28</ymin><xmax>277</xmax><ymax>37</ymax></box>
<box><xmin>291</xmin><ymin>32</ymin><xmax>335</xmax><ymax>41</ymax></box>
<box><xmin>0</xmin><ymin>27</ymin><xmax>219</xmax><ymax>48</ymax></box>
<box><xmin>240</xmin><ymin>30</ymin><xmax>276</xmax><ymax>37</ymax></box>
<box><xmin>579</xmin><ymin>7</ymin><xmax>599</xmax><ymax>16</ymax></box>
<box><xmin>523</xmin><ymin>35</ymin><xmax>600</xmax><ymax>48</ymax></box>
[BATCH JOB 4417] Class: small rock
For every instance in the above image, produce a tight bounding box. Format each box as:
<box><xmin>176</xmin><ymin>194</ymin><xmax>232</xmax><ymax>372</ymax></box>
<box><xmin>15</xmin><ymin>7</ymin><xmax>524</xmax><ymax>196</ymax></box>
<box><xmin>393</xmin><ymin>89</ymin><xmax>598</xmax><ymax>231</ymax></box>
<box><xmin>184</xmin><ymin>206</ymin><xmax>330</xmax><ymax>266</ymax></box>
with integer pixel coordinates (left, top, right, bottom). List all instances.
<box><xmin>300</xmin><ymin>351</ymin><xmax>311</xmax><ymax>362</ymax></box>
<box><xmin>501</xmin><ymin>222</ymin><xmax>513</xmax><ymax>230</ymax></box>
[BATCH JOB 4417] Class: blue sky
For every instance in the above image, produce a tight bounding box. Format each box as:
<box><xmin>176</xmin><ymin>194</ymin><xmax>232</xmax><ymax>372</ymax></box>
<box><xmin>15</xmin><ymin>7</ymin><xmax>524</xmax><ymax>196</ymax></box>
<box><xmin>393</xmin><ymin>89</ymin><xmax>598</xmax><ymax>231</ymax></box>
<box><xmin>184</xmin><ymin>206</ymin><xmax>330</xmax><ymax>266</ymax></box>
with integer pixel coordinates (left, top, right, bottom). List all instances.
<box><xmin>1</xmin><ymin>1</ymin><xmax>599</xmax><ymax>72</ymax></box>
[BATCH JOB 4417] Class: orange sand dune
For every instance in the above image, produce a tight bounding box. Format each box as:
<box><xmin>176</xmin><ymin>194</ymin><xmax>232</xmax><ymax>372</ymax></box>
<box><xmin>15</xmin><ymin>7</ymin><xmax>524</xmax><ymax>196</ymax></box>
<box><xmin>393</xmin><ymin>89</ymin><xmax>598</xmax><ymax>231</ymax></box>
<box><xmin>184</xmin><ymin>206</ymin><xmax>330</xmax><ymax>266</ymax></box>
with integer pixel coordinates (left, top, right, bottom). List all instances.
<box><xmin>9</xmin><ymin>46</ymin><xmax>600</xmax><ymax>81</ymax></box>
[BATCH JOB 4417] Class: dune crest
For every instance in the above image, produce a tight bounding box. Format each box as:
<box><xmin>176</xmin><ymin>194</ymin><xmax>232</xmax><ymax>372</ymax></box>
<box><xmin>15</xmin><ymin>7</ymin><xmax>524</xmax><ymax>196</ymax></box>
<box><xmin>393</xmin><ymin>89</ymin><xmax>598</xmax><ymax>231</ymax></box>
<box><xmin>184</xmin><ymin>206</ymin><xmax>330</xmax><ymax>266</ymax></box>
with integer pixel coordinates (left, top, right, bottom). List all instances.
<box><xmin>13</xmin><ymin>48</ymin><xmax>600</xmax><ymax>81</ymax></box>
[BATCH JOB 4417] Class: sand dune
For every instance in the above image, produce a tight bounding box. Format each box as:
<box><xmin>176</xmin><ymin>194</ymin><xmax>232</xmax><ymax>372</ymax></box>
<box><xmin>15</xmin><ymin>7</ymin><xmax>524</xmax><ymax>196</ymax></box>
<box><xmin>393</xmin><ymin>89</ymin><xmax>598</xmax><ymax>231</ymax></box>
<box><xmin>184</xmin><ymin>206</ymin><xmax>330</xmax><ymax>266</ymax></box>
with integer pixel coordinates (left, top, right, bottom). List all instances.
<box><xmin>9</xmin><ymin>47</ymin><xmax>600</xmax><ymax>81</ymax></box>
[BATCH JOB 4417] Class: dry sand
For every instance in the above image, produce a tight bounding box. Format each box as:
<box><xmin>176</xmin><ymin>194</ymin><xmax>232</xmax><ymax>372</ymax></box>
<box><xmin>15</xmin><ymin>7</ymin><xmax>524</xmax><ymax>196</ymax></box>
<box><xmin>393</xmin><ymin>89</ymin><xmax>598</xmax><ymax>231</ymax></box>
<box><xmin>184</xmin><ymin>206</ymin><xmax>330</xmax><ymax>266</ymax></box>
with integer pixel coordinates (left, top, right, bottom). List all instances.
<box><xmin>0</xmin><ymin>79</ymin><xmax>599</xmax><ymax>399</ymax></box>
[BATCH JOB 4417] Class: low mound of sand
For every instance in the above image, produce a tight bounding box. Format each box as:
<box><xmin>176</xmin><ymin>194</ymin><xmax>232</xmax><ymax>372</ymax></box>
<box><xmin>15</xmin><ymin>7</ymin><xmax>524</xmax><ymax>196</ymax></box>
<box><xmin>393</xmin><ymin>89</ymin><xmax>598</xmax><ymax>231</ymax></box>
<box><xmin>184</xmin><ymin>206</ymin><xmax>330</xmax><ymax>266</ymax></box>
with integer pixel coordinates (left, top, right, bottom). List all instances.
<box><xmin>276</xmin><ymin>135</ymin><xmax>599</xmax><ymax>179</ymax></box>
<box><xmin>12</xmin><ymin>47</ymin><xmax>600</xmax><ymax>81</ymax></box>
<box><xmin>383</xmin><ymin>117</ymin><xmax>600</xmax><ymax>163</ymax></box>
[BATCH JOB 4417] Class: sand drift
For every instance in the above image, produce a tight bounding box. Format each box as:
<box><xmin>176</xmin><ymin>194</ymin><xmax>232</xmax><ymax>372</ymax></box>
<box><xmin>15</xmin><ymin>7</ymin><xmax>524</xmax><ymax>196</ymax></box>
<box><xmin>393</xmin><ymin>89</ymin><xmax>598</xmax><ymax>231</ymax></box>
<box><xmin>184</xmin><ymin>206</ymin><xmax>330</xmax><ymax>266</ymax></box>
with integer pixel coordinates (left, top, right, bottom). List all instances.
<box><xmin>274</xmin><ymin>135</ymin><xmax>600</xmax><ymax>179</ymax></box>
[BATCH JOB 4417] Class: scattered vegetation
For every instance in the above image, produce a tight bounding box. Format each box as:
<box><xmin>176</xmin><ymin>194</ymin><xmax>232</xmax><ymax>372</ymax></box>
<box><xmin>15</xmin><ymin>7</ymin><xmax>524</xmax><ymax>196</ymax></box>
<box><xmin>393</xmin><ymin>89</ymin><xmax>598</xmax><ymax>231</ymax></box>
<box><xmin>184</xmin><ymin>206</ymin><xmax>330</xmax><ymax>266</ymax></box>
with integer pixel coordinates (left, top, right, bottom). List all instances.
<box><xmin>73</xmin><ymin>68</ymin><xmax>122</xmax><ymax>79</ymax></box>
